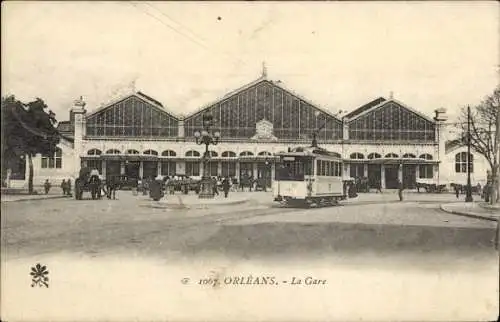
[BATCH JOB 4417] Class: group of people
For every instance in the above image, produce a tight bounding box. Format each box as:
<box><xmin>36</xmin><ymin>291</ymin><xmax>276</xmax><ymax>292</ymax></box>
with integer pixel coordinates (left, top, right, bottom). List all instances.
<box><xmin>42</xmin><ymin>179</ymin><xmax>72</xmax><ymax>195</ymax></box>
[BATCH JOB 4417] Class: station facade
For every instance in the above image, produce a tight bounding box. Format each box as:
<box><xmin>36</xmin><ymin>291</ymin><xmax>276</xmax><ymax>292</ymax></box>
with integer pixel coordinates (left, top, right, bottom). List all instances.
<box><xmin>8</xmin><ymin>72</ymin><xmax>490</xmax><ymax>190</ymax></box>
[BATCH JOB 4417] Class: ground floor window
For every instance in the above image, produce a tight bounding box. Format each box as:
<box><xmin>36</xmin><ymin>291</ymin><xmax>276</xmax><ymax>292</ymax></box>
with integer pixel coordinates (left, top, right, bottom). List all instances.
<box><xmin>221</xmin><ymin>162</ymin><xmax>236</xmax><ymax>177</ymax></box>
<box><xmin>206</xmin><ymin>161</ymin><xmax>218</xmax><ymax>177</ymax></box>
<box><xmin>419</xmin><ymin>164</ymin><xmax>433</xmax><ymax>179</ymax></box>
<box><xmin>161</xmin><ymin>161</ymin><xmax>176</xmax><ymax>177</ymax></box>
<box><xmin>240</xmin><ymin>162</ymin><xmax>253</xmax><ymax>178</ymax></box>
<box><xmin>186</xmin><ymin>162</ymin><xmax>200</xmax><ymax>176</ymax></box>
<box><xmin>350</xmin><ymin>164</ymin><xmax>364</xmax><ymax>179</ymax></box>
<box><xmin>86</xmin><ymin>160</ymin><xmax>102</xmax><ymax>173</ymax></box>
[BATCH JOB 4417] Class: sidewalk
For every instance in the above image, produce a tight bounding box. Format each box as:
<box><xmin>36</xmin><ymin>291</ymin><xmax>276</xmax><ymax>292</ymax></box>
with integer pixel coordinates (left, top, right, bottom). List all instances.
<box><xmin>440</xmin><ymin>202</ymin><xmax>500</xmax><ymax>222</ymax></box>
<box><xmin>138</xmin><ymin>192</ymin><xmax>250</xmax><ymax>209</ymax></box>
<box><xmin>344</xmin><ymin>191</ymin><xmax>458</xmax><ymax>205</ymax></box>
<box><xmin>1</xmin><ymin>193</ymin><xmax>70</xmax><ymax>203</ymax></box>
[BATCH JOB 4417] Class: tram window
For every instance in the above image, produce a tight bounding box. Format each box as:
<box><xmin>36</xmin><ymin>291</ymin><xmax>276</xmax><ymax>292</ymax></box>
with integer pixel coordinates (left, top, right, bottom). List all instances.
<box><xmin>304</xmin><ymin>159</ymin><xmax>313</xmax><ymax>175</ymax></box>
<box><xmin>276</xmin><ymin>158</ymin><xmax>306</xmax><ymax>181</ymax></box>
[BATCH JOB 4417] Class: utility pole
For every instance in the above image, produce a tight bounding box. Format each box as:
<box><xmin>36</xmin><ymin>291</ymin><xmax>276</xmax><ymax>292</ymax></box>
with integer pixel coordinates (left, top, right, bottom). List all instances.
<box><xmin>465</xmin><ymin>105</ymin><xmax>473</xmax><ymax>202</ymax></box>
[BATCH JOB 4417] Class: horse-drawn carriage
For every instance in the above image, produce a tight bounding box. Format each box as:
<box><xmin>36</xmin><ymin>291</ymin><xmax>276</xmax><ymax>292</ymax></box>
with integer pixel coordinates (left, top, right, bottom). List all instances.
<box><xmin>74</xmin><ymin>167</ymin><xmax>104</xmax><ymax>200</ymax></box>
<box><xmin>416</xmin><ymin>179</ymin><xmax>447</xmax><ymax>193</ymax></box>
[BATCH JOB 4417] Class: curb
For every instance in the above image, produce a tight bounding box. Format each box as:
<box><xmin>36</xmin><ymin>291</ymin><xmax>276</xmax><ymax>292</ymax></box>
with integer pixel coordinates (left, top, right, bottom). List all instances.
<box><xmin>1</xmin><ymin>195</ymin><xmax>71</xmax><ymax>203</ymax></box>
<box><xmin>439</xmin><ymin>204</ymin><xmax>498</xmax><ymax>222</ymax></box>
<box><xmin>179</xmin><ymin>198</ymin><xmax>249</xmax><ymax>208</ymax></box>
<box><xmin>145</xmin><ymin>198</ymin><xmax>249</xmax><ymax>209</ymax></box>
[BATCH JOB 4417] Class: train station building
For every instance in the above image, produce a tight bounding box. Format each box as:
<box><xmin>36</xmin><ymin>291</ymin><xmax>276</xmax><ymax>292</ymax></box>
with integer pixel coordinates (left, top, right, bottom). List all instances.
<box><xmin>7</xmin><ymin>69</ymin><xmax>490</xmax><ymax>190</ymax></box>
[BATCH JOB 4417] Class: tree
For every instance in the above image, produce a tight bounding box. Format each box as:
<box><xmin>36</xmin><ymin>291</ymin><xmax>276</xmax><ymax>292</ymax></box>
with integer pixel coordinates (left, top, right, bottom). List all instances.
<box><xmin>1</xmin><ymin>95</ymin><xmax>60</xmax><ymax>193</ymax></box>
<box><xmin>457</xmin><ymin>86</ymin><xmax>500</xmax><ymax>204</ymax></box>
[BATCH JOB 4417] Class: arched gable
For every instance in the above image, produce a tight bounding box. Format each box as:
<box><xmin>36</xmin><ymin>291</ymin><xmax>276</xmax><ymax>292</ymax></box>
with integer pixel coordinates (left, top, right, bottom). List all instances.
<box><xmin>86</xmin><ymin>93</ymin><xmax>179</xmax><ymax>137</ymax></box>
<box><xmin>348</xmin><ymin>101</ymin><xmax>435</xmax><ymax>142</ymax></box>
<box><xmin>183</xmin><ymin>79</ymin><xmax>343</xmax><ymax>140</ymax></box>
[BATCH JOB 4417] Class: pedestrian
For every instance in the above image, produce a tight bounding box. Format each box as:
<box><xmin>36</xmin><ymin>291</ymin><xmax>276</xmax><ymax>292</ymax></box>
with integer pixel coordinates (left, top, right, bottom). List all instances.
<box><xmin>44</xmin><ymin>179</ymin><xmax>51</xmax><ymax>194</ymax></box>
<box><xmin>106</xmin><ymin>176</ymin><xmax>117</xmax><ymax>200</ymax></box>
<box><xmin>454</xmin><ymin>184</ymin><xmax>460</xmax><ymax>199</ymax></box>
<box><xmin>376</xmin><ymin>179</ymin><xmax>382</xmax><ymax>194</ymax></box>
<box><xmin>60</xmin><ymin>179</ymin><xmax>67</xmax><ymax>195</ymax></box>
<box><xmin>212</xmin><ymin>177</ymin><xmax>219</xmax><ymax>195</ymax></box>
<box><xmin>397</xmin><ymin>179</ymin><xmax>404</xmax><ymax>201</ymax></box>
<box><xmin>66</xmin><ymin>179</ymin><xmax>72</xmax><ymax>196</ymax></box>
<box><xmin>222</xmin><ymin>177</ymin><xmax>230</xmax><ymax>198</ymax></box>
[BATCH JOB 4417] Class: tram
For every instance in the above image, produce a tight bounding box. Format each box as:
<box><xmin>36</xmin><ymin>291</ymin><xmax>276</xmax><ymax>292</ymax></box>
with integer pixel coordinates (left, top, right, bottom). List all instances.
<box><xmin>273</xmin><ymin>146</ymin><xmax>347</xmax><ymax>207</ymax></box>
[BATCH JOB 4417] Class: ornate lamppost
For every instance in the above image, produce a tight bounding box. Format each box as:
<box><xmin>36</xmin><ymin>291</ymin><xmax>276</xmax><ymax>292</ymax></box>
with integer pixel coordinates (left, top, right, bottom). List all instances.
<box><xmin>194</xmin><ymin>113</ymin><xmax>221</xmax><ymax>199</ymax></box>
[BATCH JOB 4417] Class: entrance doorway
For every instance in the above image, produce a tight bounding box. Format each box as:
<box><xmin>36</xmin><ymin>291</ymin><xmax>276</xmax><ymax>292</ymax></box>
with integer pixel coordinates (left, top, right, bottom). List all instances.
<box><xmin>106</xmin><ymin>161</ymin><xmax>121</xmax><ymax>177</ymax></box>
<box><xmin>350</xmin><ymin>163</ymin><xmax>364</xmax><ymax>179</ymax></box>
<box><xmin>257</xmin><ymin>163</ymin><xmax>272</xmax><ymax>187</ymax></box>
<box><xmin>403</xmin><ymin>164</ymin><xmax>417</xmax><ymax>189</ymax></box>
<box><xmin>125</xmin><ymin>161</ymin><xmax>140</xmax><ymax>179</ymax></box>
<box><xmin>367</xmin><ymin>164</ymin><xmax>381</xmax><ymax>188</ymax></box>
<box><xmin>385</xmin><ymin>164</ymin><xmax>399</xmax><ymax>189</ymax></box>
<box><xmin>143</xmin><ymin>161</ymin><xmax>158</xmax><ymax>180</ymax></box>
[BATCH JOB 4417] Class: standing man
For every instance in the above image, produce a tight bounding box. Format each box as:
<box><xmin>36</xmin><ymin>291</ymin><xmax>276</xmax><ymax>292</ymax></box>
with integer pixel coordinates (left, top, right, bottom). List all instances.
<box><xmin>397</xmin><ymin>179</ymin><xmax>404</xmax><ymax>201</ymax></box>
<box><xmin>66</xmin><ymin>179</ymin><xmax>72</xmax><ymax>196</ymax></box>
<box><xmin>222</xmin><ymin>177</ymin><xmax>230</xmax><ymax>198</ymax></box>
<box><xmin>454</xmin><ymin>184</ymin><xmax>460</xmax><ymax>199</ymax></box>
<box><xmin>44</xmin><ymin>179</ymin><xmax>51</xmax><ymax>194</ymax></box>
<box><xmin>60</xmin><ymin>179</ymin><xmax>67</xmax><ymax>195</ymax></box>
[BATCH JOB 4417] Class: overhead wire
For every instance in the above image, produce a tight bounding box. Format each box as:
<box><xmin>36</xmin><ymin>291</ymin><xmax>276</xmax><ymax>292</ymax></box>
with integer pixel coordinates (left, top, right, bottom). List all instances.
<box><xmin>129</xmin><ymin>2</ymin><xmax>248</xmax><ymax>67</ymax></box>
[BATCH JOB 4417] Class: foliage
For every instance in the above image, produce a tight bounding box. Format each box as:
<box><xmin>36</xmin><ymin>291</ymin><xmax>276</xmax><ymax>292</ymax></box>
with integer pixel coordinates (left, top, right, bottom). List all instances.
<box><xmin>457</xmin><ymin>86</ymin><xmax>500</xmax><ymax>203</ymax></box>
<box><xmin>1</xmin><ymin>95</ymin><xmax>60</xmax><ymax>191</ymax></box>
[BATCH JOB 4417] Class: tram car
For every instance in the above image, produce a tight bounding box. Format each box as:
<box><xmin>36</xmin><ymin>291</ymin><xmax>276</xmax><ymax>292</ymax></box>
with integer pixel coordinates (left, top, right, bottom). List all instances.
<box><xmin>273</xmin><ymin>146</ymin><xmax>347</xmax><ymax>207</ymax></box>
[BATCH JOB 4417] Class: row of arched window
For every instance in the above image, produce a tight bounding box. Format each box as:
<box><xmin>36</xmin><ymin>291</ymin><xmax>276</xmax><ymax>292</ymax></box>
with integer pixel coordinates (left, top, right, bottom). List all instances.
<box><xmin>349</xmin><ymin>152</ymin><xmax>434</xmax><ymax>160</ymax></box>
<box><xmin>87</xmin><ymin>149</ymin><xmax>278</xmax><ymax>158</ymax></box>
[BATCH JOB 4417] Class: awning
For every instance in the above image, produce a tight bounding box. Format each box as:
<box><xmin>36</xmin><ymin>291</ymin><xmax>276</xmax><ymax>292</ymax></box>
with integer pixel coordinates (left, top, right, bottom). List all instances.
<box><xmin>345</xmin><ymin>158</ymin><xmax>439</xmax><ymax>164</ymax></box>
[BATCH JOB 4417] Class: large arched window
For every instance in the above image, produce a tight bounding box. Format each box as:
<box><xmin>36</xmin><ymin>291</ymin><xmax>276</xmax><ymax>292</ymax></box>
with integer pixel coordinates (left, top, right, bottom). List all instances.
<box><xmin>258</xmin><ymin>151</ymin><xmax>272</xmax><ymax>156</ymax></box>
<box><xmin>185</xmin><ymin>150</ymin><xmax>201</xmax><ymax>157</ymax></box>
<box><xmin>367</xmin><ymin>153</ymin><xmax>381</xmax><ymax>159</ymax></box>
<box><xmin>126</xmin><ymin>149</ymin><xmax>140</xmax><ymax>155</ymax></box>
<box><xmin>161</xmin><ymin>150</ymin><xmax>176</xmax><ymax>157</ymax></box>
<box><xmin>385</xmin><ymin>153</ymin><xmax>399</xmax><ymax>158</ymax></box>
<box><xmin>105</xmin><ymin>149</ymin><xmax>121</xmax><ymax>155</ymax></box>
<box><xmin>221</xmin><ymin>151</ymin><xmax>236</xmax><ymax>158</ymax></box>
<box><xmin>41</xmin><ymin>148</ymin><xmax>62</xmax><ymax>169</ymax></box>
<box><xmin>207</xmin><ymin>151</ymin><xmax>218</xmax><ymax>158</ymax></box>
<box><xmin>143</xmin><ymin>150</ymin><xmax>158</xmax><ymax>156</ymax></box>
<box><xmin>402</xmin><ymin>153</ymin><xmax>416</xmax><ymax>158</ymax></box>
<box><xmin>455</xmin><ymin>152</ymin><xmax>473</xmax><ymax>173</ymax></box>
<box><xmin>419</xmin><ymin>154</ymin><xmax>433</xmax><ymax>160</ymax></box>
<box><xmin>240</xmin><ymin>151</ymin><xmax>254</xmax><ymax>157</ymax></box>
<box><xmin>350</xmin><ymin>153</ymin><xmax>364</xmax><ymax>159</ymax></box>
<box><xmin>87</xmin><ymin>149</ymin><xmax>102</xmax><ymax>156</ymax></box>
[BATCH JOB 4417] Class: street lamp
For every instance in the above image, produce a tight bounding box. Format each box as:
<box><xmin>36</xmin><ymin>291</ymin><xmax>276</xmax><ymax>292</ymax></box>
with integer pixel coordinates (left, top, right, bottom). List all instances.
<box><xmin>465</xmin><ymin>105</ymin><xmax>473</xmax><ymax>202</ymax></box>
<box><xmin>194</xmin><ymin>113</ymin><xmax>221</xmax><ymax>199</ymax></box>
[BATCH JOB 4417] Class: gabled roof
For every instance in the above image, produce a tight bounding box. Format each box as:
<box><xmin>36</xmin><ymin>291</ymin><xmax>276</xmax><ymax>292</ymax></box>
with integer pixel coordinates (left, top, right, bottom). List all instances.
<box><xmin>57</xmin><ymin>121</ymin><xmax>73</xmax><ymax>133</ymax></box>
<box><xmin>183</xmin><ymin>76</ymin><xmax>342</xmax><ymax>122</ymax></box>
<box><xmin>86</xmin><ymin>91</ymin><xmax>179</xmax><ymax>120</ymax></box>
<box><xmin>345</xmin><ymin>98</ymin><xmax>435</xmax><ymax>124</ymax></box>
<box><xmin>344</xmin><ymin>97</ymin><xmax>386</xmax><ymax>119</ymax></box>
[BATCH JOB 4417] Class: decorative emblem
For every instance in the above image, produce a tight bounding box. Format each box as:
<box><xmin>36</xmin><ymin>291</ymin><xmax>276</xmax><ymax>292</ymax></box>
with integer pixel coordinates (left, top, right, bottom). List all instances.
<box><xmin>30</xmin><ymin>263</ymin><xmax>49</xmax><ymax>288</ymax></box>
<box><xmin>251</xmin><ymin>119</ymin><xmax>278</xmax><ymax>141</ymax></box>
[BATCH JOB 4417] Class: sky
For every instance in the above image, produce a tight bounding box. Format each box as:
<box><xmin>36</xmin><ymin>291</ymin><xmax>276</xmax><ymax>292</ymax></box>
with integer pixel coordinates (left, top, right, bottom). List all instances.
<box><xmin>2</xmin><ymin>1</ymin><xmax>498</xmax><ymax>122</ymax></box>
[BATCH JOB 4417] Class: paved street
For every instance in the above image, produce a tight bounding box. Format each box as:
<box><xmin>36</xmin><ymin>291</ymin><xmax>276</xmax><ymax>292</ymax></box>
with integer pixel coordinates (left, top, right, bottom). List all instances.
<box><xmin>2</xmin><ymin>191</ymin><xmax>497</xmax><ymax>262</ymax></box>
<box><xmin>1</xmin><ymin>191</ymin><xmax>498</xmax><ymax>321</ymax></box>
